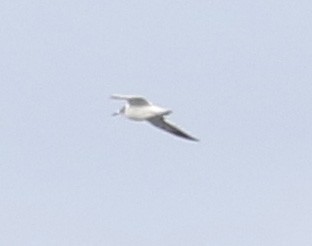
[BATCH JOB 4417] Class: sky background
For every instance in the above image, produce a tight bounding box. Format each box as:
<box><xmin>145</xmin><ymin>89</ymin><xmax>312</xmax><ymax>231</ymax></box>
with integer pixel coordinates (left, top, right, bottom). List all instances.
<box><xmin>1</xmin><ymin>1</ymin><xmax>312</xmax><ymax>245</ymax></box>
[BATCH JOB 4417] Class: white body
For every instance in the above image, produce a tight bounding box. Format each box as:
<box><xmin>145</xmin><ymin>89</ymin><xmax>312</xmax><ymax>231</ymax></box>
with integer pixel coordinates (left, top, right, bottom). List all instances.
<box><xmin>125</xmin><ymin>105</ymin><xmax>171</xmax><ymax>121</ymax></box>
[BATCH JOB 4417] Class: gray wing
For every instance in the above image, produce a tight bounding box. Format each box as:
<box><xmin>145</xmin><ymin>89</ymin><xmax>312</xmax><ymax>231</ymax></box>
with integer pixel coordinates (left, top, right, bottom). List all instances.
<box><xmin>111</xmin><ymin>94</ymin><xmax>151</xmax><ymax>106</ymax></box>
<box><xmin>148</xmin><ymin>116</ymin><xmax>199</xmax><ymax>141</ymax></box>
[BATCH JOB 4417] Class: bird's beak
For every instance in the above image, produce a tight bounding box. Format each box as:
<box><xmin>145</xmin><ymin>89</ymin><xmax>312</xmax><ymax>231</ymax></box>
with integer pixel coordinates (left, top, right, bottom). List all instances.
<box><xmin>112</xmin><ymin>111</ymin><xmax>119</xmax><ymax>116</ymax></box>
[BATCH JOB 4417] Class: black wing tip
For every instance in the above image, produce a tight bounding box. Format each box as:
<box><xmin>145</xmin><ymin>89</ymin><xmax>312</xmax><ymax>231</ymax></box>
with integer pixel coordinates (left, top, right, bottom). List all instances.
<box><xmin>174</xmin><ymin>132</ymin><xmax>199</xmax><ymax>142</ymax></box>
<box><xmin>185</xmin><ymin>136</ymin><xmax>200</xmax><ymax>142</ymax></box>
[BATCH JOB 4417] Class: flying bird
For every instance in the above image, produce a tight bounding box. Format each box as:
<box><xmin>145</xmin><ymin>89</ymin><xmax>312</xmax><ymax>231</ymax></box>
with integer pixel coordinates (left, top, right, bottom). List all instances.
<box><xmin>111</xmin><ymin>94</ymin><xmax>199</xmax><ymax>141</ymax></box>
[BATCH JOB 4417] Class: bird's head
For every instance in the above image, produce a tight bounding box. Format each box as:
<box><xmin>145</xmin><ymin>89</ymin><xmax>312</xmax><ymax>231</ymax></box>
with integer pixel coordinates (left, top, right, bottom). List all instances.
<box><xmin>112</xmin><ymin>106</ymin><xmax>125</xmax><ymax>116</ymax></box>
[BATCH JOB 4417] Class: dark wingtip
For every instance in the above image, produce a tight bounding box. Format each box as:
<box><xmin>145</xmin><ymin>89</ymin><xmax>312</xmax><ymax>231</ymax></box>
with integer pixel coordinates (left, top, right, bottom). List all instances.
<box><xmin>190</xmin><ymin>137</ymin><xmax>200</xmax><ymax>142</ymax></box>
<box><xmin>182</xmin><ymin>135</ymin><xmax>199</xmax><ymax>142</ymax></box>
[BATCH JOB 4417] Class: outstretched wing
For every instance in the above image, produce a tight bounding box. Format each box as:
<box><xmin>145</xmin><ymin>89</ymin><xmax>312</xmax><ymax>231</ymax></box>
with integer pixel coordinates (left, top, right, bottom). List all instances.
<box><xmin>111</xmin><ymin>94</ymin><xmax>151</xmax><ymax>106</ymax></box>
<box><xmin>148</xmin><ymin>116</ymin><xmax>199</xmax><ymax>141</ymax></box>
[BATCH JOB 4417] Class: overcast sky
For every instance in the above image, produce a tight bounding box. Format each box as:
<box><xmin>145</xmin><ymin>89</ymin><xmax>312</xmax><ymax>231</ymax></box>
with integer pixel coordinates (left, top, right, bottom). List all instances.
<box><xmin>1</xmin><ymin>1</ymin><xmax>312</xmax><ymax>245</ymax></box>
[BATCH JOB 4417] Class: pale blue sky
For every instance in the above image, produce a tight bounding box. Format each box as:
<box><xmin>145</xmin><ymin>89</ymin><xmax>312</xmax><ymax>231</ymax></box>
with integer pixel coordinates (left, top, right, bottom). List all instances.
<box><xmin>1</xmin><ymin>1</ymin><xmax>312</xmax><ymax>245</ymax></box>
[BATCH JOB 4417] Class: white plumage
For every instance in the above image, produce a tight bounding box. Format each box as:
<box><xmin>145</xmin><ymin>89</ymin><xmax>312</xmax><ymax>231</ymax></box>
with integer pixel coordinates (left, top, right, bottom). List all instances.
<box><xmin>111</xmin><ymin>94</ymin><xmax>199</xmax><ymax>141</ymax></box>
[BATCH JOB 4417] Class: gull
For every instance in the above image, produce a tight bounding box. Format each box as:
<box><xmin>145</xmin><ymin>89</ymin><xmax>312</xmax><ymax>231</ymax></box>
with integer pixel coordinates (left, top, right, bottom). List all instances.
<box><xmin>111</xmin><ymin>94</ymin><xmax>199</xmax><ymax>141</ymax></box>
